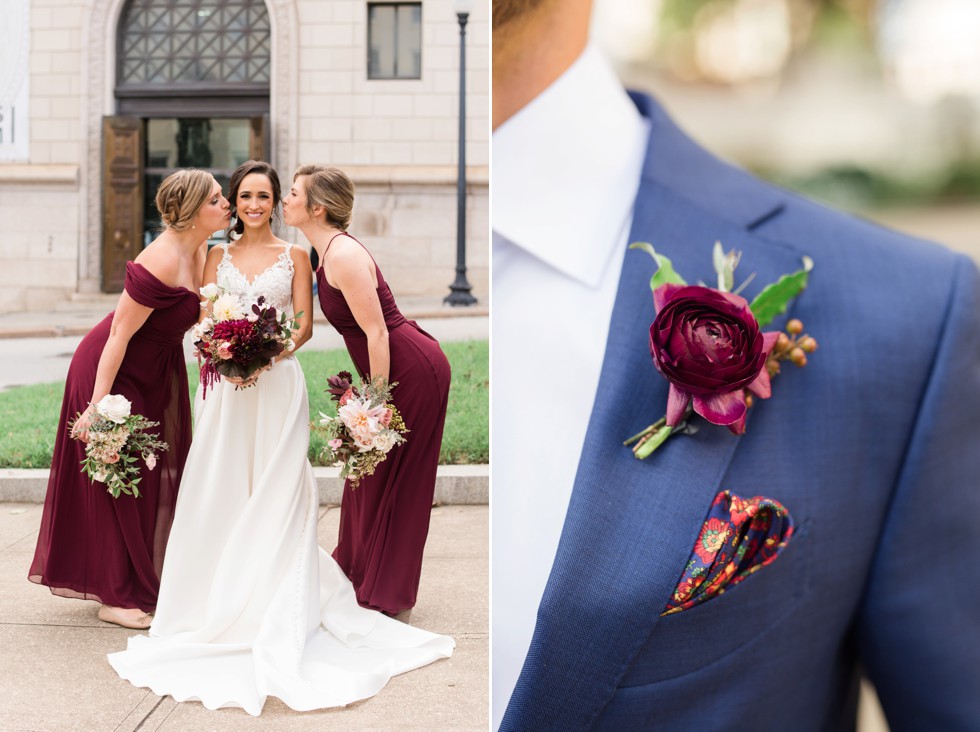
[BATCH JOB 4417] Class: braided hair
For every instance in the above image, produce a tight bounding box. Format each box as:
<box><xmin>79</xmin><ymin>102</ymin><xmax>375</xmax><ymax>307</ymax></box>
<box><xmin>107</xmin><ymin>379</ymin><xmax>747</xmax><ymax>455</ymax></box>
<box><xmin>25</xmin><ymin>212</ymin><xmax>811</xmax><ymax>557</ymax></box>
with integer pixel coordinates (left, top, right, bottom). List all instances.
<box><xmin>154</xmin><ymin>169</ymin><xmax>215</xmax><ymax>232</ymax></box>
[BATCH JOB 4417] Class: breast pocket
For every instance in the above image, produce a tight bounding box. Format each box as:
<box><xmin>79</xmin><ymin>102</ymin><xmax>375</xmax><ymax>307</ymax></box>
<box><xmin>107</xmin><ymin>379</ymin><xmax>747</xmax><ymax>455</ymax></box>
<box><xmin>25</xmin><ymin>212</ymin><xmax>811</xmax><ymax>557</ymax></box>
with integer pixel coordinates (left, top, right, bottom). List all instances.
<box><xmin>618</xmin><ymin>519</ymin><xmax>813</xmax><ymax>687</ymax></box>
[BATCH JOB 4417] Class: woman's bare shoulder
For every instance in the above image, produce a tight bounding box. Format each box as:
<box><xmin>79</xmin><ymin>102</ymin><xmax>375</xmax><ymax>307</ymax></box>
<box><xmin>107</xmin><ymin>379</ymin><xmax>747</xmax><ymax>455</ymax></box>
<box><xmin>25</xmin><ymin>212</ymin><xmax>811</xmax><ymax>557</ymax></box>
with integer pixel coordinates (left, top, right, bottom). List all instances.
<box><xmin>133</xmin><ymin>236</ymin><xmax>181</xmax><ymax>282</ymax></box>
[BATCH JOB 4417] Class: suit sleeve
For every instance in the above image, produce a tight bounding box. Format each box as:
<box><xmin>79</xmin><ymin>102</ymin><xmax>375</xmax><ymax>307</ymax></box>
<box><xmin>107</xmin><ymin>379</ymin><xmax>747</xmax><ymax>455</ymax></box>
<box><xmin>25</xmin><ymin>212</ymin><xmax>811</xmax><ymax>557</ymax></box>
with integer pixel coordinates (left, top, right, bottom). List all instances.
<box><xmin>857</xmin><ymin>253</ymin><xmax>980</xmax><ymax>729</ymax></box>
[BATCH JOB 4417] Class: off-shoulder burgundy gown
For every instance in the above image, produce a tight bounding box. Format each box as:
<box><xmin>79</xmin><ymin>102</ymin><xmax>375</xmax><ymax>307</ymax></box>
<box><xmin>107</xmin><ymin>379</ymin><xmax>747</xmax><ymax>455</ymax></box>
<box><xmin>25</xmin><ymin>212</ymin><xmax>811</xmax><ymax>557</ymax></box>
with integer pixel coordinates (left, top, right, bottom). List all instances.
<box><xmin>29</xmin><ymin>262</ymin><xmax>197</xmax><ymax>611</ymax></box>
<box><xmin>317</xmin><ymin>234</ymin><xmax>451</xmax><ymax>615</ymax></box>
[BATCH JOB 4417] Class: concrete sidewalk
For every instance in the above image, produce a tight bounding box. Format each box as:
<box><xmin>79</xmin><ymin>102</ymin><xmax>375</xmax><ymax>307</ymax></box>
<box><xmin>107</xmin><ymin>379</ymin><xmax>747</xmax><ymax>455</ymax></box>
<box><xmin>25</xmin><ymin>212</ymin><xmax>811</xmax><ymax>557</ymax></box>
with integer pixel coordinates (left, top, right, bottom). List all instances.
<box><xmin>0</xmin><ymin>503</ymin><xmax>488</xmax><ymax>731</ymax></box>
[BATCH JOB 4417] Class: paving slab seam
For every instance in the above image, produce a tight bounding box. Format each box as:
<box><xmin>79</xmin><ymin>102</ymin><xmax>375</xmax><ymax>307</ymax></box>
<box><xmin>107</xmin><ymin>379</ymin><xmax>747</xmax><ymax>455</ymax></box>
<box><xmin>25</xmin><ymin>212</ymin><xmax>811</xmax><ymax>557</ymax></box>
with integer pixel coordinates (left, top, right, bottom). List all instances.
<box><xmin>113</xmin><ymin>692</ymin><xmax>156</xmax><ymax>732</ymax></box>
<box><xmin>148</xmin><ymin>699</ymin><xmax>180</xmax><ymax>732</ymax></box>
<box><xmin>0</xmin><ymin>621</ymin><xmax>131</xmax><ymax>630</ymax></box>
<box><xmin>131</xmin><ymin>697</ymin><xmax>167</xmax><ymax>732</ymax></box>
<box><xmin>2</xmin><ymin>538</ymin><xmax>34</xmax><ymax>552</ymax></box>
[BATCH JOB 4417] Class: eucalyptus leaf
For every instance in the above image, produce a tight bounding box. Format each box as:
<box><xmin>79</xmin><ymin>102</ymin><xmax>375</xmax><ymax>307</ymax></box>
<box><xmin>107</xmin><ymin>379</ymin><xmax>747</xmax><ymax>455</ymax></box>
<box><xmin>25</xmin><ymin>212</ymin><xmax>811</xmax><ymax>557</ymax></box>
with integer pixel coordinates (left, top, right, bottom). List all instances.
<box><xmin>712</xmin><ymin>241</ymin><xmax>740</xmax><ymax>293</ymax></box>
<box><xmin>629</xmin><ymin>242</ymin><xmax>687</xmax><ymax>292</ymax></box>
<box><xmin>749</xmin><ymin>257</ymin><xmax>814</xmax><ymax>327</ymax></box>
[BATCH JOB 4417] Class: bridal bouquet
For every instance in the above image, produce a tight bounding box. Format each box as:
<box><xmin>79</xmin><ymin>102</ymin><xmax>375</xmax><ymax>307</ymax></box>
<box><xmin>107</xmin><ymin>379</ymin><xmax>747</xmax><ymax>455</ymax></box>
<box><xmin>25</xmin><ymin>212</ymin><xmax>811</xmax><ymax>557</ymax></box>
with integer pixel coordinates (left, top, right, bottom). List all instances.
<box><xmin>316</xmin><ymin>371</ymin><xmax>408</xmax><ymax>488</ymax></box>
<box><xmin>70</xmin><ymin>394</ymin><xmax>169</xmax><ymax>498</ymax></box>
<box><xmin>194</xmin><ymin>283</ymin><xmax>301</xmax><ymax>395</ymax></box>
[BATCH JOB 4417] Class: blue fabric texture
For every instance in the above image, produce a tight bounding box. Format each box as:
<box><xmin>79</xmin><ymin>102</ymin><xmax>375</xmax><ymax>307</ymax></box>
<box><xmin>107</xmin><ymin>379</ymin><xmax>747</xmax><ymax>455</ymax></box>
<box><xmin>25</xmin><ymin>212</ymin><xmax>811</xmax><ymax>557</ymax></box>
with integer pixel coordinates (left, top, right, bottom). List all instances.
<box><xmin>499</xmin><ymin>92</ymin><xmax>980</xmax><ymax>731</ymax></box>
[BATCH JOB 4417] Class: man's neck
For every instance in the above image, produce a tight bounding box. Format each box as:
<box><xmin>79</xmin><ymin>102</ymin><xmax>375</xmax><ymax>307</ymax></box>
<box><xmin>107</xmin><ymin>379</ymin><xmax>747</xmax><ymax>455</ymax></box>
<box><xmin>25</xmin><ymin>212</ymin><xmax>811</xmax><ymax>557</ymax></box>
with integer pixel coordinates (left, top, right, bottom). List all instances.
<box><xmin>492</xmin><ymin>2</ymin><xmax>591</xmax><ymax>130</ymax></box>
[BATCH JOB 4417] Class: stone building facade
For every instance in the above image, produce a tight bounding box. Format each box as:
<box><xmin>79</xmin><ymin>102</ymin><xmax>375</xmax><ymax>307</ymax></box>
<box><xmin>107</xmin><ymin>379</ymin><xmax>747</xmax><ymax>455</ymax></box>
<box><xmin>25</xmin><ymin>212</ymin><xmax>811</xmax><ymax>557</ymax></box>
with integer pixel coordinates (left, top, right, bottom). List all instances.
<box><xmin>0</xmin><ymin>0</ymin><xmax>489</xmax><ymax>312</ymax></box>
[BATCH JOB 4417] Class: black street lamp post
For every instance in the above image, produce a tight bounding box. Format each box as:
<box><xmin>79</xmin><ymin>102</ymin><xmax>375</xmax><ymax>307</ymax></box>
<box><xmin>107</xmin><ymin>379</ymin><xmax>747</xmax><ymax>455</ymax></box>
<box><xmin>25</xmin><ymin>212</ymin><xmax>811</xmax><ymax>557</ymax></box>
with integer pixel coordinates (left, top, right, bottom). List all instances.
<box><xmin>444</xmin><ymin>0</ymin><xmax>477</xmax><ymax>306</ymax></box>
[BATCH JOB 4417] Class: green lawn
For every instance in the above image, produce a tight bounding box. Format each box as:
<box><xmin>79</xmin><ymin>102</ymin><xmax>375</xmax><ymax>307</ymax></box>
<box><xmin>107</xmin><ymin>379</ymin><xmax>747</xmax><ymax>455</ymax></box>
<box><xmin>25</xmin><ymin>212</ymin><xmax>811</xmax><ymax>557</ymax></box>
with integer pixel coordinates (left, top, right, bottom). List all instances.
<box><xmin>0</xmin><ymin>382</ymin><xmax>62</xmax><ymax>469</ymax></box>
<box><xmin>0</xmin><ymin>340</ymin><xmax>488</xmax><ymax>469</ymax></box>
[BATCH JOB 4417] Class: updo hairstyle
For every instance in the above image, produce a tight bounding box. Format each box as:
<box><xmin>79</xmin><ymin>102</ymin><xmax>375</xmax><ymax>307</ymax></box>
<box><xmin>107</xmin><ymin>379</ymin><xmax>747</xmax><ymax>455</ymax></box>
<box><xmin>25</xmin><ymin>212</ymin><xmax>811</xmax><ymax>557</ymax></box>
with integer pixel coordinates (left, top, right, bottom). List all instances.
<box><xmin>227</xmin><ymin>160</ymin><xmax>282</xmax><ymax>237</ymax></box>
<box><xmin>293</xmin><ymin>164</ymin><xmax>354</xmax><ymax>230</ymax></box>
<box><xmin>154</xmin><ymin>169</ymin><xmax>215</xmax><ymax>232</ymax></box>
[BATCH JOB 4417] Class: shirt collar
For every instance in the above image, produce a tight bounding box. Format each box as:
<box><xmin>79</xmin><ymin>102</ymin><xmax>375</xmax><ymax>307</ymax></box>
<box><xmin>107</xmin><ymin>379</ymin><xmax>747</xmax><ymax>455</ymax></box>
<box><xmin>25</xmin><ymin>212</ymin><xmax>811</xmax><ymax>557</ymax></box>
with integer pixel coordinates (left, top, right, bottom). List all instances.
<box><xmin>493</xmin><ymin>44</ymin><xmax>650</xmax><ymax>287</ymax></box>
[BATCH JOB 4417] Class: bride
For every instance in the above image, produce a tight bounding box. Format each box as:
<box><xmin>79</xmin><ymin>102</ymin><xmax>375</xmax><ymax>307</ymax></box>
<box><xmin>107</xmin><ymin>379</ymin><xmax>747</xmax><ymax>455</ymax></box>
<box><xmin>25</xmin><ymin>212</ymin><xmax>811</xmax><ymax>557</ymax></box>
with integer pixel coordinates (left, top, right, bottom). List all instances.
<box><xmin>107</xmin><ymin>160</ymin><xmax>454</xmax><ymax>715</ymax></box>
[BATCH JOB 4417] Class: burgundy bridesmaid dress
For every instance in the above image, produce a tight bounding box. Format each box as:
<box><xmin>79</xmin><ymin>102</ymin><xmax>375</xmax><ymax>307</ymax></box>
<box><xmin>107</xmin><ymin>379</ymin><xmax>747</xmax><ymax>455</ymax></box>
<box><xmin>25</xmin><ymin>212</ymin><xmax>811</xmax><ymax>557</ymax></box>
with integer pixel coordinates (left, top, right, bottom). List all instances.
<box><xmin>317</xmin><ymin>234</ymin><xmax>451</xmax><ymax>615</ymax></box>
<box><xmin>29</xmin><ymin>262</ymin><xmax>198</xmax><ymax>611</ymax></box>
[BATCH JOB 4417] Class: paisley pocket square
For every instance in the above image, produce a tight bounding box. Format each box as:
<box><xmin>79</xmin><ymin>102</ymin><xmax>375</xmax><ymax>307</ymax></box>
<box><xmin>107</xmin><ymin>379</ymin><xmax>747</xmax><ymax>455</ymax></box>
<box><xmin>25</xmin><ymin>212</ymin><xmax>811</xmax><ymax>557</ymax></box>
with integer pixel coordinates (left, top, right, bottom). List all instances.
<box><xmin>662</xmin><ymin>490</ymin><xmax>794</xmax><ymax>616</ymax></box>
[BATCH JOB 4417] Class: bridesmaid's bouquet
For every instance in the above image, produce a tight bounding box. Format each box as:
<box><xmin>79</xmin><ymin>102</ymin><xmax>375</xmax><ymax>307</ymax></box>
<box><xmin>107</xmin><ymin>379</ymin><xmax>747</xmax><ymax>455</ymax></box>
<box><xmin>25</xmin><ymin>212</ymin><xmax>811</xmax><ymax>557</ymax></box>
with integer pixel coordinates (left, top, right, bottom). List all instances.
<box><xmin>194</xmin><ymin>284</ymin><xmax>301</xmax><ymax>395</ymax></box>
<box><xmin>316</xmin><ymin>371</ymin><xmax>408</xmax><ymax>488</ymax></box>
<box><xmin>70</xmin><ymin>394</ymin><xmax>169</xmax><ymax>498</ymax></box>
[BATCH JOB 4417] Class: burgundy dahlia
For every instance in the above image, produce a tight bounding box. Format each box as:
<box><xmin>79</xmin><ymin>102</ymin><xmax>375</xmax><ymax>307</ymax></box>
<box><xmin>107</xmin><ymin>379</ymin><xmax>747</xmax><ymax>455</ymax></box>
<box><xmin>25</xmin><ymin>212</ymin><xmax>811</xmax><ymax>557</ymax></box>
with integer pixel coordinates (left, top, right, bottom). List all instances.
<box><xmin>650</xmin><ymin>283</ymin><xmax>779</xmax><ymax>433</ymax></box>
<box><xmin>212</xmin><ymin>319</ymin><xmax>262</xmax><ymax>365</ymax></box>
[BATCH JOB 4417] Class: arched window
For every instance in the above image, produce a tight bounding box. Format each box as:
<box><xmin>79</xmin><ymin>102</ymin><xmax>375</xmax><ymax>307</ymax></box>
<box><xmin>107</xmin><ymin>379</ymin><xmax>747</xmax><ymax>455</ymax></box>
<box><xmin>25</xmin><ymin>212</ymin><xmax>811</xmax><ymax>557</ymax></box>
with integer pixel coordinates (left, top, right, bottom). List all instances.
<box><xmin>102</xmin><ymin>0</ymin><xmax>271</xmax><ymax>290</ymax></box>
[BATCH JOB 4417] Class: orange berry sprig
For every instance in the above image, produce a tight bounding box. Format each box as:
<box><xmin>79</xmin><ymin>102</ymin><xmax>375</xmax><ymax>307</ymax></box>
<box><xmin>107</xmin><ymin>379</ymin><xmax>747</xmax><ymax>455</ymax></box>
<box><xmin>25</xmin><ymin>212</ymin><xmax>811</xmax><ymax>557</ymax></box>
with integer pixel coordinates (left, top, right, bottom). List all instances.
<box><xmin>775</xmin><ymin>318</ymin><xmax>818</xmax><ymax>366</ymax></box>
<box><xmin>739</xmin><ymin>320</ymin><xmax>817</xmax><ymax>414</ymax></box>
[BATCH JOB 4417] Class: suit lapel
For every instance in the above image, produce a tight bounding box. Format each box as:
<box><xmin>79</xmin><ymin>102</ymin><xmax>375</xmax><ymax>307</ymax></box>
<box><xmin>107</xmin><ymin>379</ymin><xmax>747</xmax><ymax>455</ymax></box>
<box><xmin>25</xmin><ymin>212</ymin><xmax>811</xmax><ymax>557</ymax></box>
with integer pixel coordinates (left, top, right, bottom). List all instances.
<box><xmin>502</xmin><ymin>96</ymin><xmax>808</xmax><ymax>730</ymax></box>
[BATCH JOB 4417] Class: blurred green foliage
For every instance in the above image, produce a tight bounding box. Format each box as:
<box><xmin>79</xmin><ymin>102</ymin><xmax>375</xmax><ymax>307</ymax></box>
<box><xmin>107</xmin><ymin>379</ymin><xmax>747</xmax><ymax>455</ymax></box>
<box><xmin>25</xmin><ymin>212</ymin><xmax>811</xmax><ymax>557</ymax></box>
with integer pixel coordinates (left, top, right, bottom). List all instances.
<box><xmin>757</xmin><ymin>161</ymin><xmax>980</xmax><ymax>209</ymax></box>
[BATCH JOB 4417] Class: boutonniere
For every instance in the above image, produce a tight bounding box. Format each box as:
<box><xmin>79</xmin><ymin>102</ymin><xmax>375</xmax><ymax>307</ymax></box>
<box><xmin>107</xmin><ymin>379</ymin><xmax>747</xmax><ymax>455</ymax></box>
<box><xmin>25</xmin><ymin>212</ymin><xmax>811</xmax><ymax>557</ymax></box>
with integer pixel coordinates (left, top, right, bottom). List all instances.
<box><xmin>624</xmin><ymin>242</ymin><xmax>817</xmax><ymax>458</ymax></box>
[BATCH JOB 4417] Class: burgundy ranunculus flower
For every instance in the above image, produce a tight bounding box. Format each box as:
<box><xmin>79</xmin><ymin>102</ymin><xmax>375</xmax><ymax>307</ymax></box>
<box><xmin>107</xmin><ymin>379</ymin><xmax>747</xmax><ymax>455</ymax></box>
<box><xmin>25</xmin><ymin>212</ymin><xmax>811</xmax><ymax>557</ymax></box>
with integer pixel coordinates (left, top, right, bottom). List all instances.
<box><xmin>649</xmin><ymin>283</ymin><xmax>779</xmax><ymax>433</ymax></box>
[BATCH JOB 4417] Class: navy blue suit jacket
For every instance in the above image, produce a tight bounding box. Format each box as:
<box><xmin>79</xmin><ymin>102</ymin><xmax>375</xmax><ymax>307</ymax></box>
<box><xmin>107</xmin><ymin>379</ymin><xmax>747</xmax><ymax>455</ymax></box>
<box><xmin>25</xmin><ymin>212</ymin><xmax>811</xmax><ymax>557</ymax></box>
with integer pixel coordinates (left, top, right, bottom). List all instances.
<box><xmin>500</xmin><ymin>93</ymin><xmax>980</xmax><ymax>731</ymax></box>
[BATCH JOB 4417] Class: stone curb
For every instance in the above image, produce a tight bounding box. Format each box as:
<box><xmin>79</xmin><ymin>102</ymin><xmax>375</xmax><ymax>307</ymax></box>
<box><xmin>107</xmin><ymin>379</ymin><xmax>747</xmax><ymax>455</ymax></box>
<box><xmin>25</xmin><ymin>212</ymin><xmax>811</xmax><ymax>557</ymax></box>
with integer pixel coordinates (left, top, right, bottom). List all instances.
<box><xmin>0</xmin><ymin>464</ymin><xmax>489</xmax><ymax>505</ymax></box>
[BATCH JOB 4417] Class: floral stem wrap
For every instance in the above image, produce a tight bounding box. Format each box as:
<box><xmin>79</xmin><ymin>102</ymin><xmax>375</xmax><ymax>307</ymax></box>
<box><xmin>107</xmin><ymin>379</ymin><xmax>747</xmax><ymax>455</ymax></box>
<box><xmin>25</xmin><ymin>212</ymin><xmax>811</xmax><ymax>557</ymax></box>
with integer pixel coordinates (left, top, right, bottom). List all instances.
<box><xmin>662</xmin><ymin>490</ymin><xmax>794</xmax><ymax>616</ymax></box>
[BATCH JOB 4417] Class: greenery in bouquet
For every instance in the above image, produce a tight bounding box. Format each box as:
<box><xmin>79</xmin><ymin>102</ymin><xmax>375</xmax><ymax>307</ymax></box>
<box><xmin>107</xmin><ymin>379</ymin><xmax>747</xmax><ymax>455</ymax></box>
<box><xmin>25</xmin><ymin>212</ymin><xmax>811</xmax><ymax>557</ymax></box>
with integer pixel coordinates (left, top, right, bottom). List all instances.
<box><xmin>315</xmin><ymin>371</ymin><xmax>408</xmax><ymax>488</ymax></box>
<box><xmin>194</xmin><ymin>283</ymin><xmax>302</xmax><ymax>395</ymax></box>
<box><xmin>70</xmin><ymin>394</ymin><xmax>169</xmax><ymax>498</ymax></box>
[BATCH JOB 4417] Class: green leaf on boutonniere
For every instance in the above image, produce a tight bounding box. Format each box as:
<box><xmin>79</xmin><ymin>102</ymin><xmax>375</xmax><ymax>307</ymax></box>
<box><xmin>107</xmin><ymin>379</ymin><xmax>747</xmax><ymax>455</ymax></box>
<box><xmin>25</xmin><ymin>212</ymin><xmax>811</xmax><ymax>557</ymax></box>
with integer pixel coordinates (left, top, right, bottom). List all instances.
<box><xmin>749</xmin><ymin>256</ymin><xmax>814</xmax><ymax>327</ymax></box>
<box><xmin>629</xmin><ymin>242</ymin><xmax>687</xmax><ymax>292</ymax></box>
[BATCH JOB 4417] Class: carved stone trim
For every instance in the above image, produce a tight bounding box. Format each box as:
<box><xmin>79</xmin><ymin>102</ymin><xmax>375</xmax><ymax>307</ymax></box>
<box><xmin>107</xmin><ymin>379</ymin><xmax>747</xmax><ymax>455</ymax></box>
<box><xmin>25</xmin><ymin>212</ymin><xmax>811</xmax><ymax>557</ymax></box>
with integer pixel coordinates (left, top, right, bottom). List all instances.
<box><xmin>0</xmin><ymin>165</ymin><xmax>79</xmax><ymax>184</ymax></box>
<box><xmin>80</xmin><ymin>0</ymin><xmax>123</xmax><ymax>292</ymax></box>
<box><xmin>266</xmin><ymin>0</ymin><xmax>298</xmax><ymax>179</ymax></box>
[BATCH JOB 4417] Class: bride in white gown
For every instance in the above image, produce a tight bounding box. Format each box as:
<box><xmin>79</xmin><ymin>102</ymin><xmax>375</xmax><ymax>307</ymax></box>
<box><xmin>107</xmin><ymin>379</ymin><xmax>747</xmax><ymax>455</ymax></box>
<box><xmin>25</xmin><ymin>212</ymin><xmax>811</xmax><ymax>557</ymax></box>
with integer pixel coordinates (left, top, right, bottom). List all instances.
<box><xmin>107</xmin><ymin>161</ymin><xmax>454</xmax><ymax>715</ymax></box>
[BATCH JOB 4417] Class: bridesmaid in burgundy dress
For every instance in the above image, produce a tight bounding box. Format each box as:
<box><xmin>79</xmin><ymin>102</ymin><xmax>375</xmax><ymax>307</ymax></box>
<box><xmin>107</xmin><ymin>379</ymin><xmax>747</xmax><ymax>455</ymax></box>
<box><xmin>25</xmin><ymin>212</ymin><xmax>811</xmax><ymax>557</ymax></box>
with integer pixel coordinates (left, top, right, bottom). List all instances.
<box><xmin>283</xmin><ymin>165</ymin><xmax>451</xmax><ymax>619</ymax></box>
<box><xmin>29</xmin><ymin>170</ymin><xmax>231</xmax><ymax>629</ymax></box>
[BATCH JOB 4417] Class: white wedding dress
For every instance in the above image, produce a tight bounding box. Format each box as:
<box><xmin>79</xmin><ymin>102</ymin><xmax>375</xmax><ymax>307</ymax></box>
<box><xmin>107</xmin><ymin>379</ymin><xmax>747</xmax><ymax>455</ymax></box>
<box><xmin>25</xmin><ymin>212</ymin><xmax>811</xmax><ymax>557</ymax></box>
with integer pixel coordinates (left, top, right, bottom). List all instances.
<box><xmin>108</xmin><ymin>243</ymin><xmax>454</xmax><ymax>715</ymax></box>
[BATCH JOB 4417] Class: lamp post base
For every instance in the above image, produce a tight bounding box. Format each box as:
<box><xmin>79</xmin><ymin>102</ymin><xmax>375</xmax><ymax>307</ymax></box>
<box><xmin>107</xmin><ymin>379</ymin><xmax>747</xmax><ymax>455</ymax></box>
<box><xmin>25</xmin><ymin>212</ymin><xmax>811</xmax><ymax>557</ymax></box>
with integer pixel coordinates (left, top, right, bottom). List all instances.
<box><xmin>444</xmin><ymin>280</ymin><xmax>477</xmax><ymax>306</ymax></box>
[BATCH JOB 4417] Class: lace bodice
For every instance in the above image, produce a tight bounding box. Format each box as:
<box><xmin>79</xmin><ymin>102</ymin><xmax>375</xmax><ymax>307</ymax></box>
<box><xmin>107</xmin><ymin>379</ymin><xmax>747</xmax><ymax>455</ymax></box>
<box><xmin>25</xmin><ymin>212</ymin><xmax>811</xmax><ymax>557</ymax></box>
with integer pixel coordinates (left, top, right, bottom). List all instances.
<box><xmin>216</xmin><ymin>242</ymin><xmax>295</xmax><ymax>312</ymax></box>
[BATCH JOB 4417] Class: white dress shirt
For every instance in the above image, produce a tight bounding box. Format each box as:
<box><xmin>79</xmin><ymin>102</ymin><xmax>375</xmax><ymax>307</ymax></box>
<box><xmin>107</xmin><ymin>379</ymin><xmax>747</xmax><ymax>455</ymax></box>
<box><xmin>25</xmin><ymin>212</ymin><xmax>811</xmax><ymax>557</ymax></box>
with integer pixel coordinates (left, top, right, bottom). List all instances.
<box><xmin>492</xmin><ymin>44</ymin><xmax>650</xmax><ymax>729</ymax></box>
